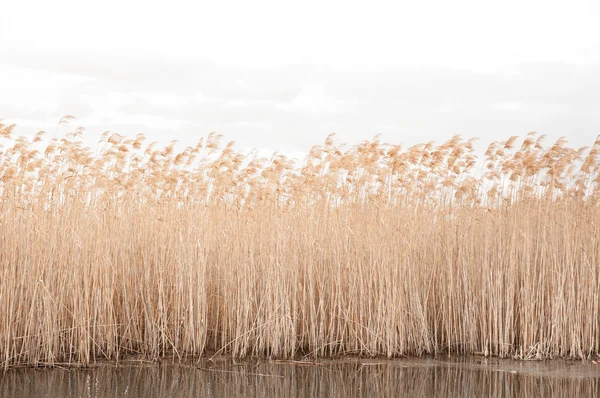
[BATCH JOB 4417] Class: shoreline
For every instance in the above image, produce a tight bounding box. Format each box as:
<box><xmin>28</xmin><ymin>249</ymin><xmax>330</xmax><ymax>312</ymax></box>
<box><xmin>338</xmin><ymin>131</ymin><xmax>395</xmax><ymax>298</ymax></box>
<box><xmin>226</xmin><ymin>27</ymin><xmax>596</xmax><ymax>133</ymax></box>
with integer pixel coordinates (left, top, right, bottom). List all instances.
<box><xmin>3</xmin><ymin>351</ymin><xmax>600</xmax><ymax>371</ymax></box>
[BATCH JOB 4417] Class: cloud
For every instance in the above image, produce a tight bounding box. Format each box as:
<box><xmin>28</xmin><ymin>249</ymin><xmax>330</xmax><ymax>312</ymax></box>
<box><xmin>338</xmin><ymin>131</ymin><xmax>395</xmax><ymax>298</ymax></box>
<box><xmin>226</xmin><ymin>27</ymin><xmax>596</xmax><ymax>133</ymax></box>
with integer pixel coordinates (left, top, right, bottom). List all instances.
<box><xmin>1</xmin><ymin>105</ymin><xmax>50</xmax><ymax>123</ymax></box>
<box><xmin>54</xmin><ymin>96</ymin><xmax>94</xmax><ymax>119</ymax></box>
<box><xmin>0</xmin><ymin>51</ymin><xmax>305</xmax><ymax>102</ymax></box>
<box><xmin>323</xmin><ymin>63</ymin><xmax>600</xmax><ymax>108</ymax></box>
<box><xmin>2</xmin><ymin>52</ymin><xmax>599</xmax><ymax>152</ymax></box>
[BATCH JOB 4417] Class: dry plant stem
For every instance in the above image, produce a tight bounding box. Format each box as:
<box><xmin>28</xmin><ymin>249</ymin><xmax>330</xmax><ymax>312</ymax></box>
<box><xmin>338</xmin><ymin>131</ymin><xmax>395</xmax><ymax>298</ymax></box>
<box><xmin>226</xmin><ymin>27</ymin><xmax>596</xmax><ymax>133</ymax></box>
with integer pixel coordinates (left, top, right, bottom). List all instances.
<box><xmin>0</xmin><ymin>120</ymin><xmax>599</xmax><ymax>368</ymax></box>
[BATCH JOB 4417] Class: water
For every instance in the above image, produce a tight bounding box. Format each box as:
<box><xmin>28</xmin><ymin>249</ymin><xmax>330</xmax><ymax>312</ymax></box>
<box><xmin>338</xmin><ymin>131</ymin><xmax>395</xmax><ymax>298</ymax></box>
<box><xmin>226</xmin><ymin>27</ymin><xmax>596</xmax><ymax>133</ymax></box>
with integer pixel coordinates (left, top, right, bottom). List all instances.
<box><xmin>1</xmin><ymin>357</ymin><xmax>598</xmax><ymax>397</ymax></box>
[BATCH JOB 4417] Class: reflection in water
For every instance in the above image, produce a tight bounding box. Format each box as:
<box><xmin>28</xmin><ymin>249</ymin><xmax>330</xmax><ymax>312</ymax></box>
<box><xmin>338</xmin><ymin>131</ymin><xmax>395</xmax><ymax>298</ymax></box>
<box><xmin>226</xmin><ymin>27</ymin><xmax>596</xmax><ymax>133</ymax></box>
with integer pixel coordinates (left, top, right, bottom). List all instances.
<box><xmin>1</xmin><ymin>358</ymin><xmax>599</xmax><ymax>398</ymax></box>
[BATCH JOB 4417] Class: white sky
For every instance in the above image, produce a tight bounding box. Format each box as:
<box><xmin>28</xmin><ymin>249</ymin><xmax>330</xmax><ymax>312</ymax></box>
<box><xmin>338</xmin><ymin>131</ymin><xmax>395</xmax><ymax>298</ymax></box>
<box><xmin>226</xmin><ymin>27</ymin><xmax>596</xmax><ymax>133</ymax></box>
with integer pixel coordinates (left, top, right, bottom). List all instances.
<box><xmin>1</xmin><ymin>0</ymin><xmax>600</xmax><ymax>157</ymax></box>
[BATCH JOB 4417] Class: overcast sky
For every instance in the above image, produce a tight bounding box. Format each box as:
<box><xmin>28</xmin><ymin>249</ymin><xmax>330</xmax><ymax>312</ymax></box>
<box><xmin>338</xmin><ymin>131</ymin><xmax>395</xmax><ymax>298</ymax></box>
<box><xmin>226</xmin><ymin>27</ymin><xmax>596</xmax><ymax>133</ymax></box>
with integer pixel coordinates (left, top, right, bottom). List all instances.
<box><xmin>1</xmin><ymin>0</ymin><xmax>600</xmax><ymax>157</ymax></box>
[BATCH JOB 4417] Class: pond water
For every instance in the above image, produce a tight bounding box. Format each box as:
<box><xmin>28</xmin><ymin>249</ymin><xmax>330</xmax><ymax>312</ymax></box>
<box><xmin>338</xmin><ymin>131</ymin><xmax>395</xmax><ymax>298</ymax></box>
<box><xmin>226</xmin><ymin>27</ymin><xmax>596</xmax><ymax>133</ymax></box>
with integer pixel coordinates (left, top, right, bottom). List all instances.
<box><xmin>1</xmin><ymin>357</ymin><xmax>598</xmax><ymax>398</ymax></box>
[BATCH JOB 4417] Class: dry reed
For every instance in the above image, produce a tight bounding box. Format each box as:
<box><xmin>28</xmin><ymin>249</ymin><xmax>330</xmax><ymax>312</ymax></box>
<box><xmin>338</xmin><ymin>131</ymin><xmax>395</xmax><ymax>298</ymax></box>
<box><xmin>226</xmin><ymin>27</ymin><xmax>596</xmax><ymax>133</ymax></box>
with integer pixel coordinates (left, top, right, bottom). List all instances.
<box><xmin>0</xmin><ymin>118</ymin><xmax>599</xmax><ymax>368</ymax></box>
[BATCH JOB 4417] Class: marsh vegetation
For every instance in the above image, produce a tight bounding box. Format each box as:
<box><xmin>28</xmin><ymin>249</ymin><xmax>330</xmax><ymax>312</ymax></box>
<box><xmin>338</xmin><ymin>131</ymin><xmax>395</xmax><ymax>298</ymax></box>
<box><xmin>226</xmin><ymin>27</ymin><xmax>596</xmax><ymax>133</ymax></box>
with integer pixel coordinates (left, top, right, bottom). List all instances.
<box><xmin>0</xmin><ymin>118</ymin><xmax>599</xmax><ymax>368</ymax></box>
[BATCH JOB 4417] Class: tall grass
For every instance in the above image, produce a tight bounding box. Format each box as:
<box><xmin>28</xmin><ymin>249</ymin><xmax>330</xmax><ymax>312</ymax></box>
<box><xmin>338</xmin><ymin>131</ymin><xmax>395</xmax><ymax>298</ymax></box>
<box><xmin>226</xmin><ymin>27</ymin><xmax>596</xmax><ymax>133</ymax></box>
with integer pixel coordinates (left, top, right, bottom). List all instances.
<box><xmin>0</xmin><ymin>118</ymin><xmax>599</xmax><ymax>368</ymax></box>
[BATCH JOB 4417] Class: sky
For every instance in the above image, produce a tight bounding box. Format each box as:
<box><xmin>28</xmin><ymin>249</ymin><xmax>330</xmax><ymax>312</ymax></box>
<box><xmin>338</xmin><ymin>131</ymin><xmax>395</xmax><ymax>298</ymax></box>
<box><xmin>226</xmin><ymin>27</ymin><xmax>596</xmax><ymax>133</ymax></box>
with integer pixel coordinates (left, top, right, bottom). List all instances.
<box><xmin>1</xmin><ymin>0</ymin><xmax>600</xmax><ymax>159</ymax></box>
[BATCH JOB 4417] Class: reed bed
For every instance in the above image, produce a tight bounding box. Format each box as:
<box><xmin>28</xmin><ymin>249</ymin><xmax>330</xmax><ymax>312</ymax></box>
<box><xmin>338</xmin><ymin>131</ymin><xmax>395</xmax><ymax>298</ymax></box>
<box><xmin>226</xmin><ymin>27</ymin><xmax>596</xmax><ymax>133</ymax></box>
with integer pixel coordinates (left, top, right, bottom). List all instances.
<box><xmin>0</xmin><ymin>118</ymin><xmax>599</xmax><ymax>368</ymax></box>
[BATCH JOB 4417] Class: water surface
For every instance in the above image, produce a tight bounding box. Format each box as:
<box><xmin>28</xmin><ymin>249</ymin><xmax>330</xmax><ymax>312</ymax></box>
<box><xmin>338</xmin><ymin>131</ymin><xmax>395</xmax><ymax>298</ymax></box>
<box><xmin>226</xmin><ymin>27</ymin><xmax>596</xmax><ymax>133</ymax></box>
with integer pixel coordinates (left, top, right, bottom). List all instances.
<box><xmin>1</xmin><ymin>357</ymin><xmax>598</xmax><ymax>397</ymax></box>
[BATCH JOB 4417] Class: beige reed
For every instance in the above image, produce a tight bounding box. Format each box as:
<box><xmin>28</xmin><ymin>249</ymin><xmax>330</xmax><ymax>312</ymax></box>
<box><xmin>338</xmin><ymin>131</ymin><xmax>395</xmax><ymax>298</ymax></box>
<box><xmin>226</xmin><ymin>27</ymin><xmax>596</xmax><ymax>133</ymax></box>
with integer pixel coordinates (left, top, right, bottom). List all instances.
<box><xmin>0</xmin><ymin>118</ymin><xmax>599</xmax><ymax>368</ymax></box>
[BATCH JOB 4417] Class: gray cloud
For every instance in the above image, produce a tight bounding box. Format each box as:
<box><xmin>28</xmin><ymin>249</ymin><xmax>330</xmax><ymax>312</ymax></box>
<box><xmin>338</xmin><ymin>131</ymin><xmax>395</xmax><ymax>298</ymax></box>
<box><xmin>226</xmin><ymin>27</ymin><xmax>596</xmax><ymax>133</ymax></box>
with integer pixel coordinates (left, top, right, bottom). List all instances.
<box><xmin>1</xmin><ymin>105</ymin><xmax>50</xmax><ymax>123</ymax></box>
<box><xmin>323</xmin><ymin>64</ymin><xmax>600</xmax><ymax>107</ymax></box>
<box><xmin>2</xmin><ymin>50</ymin><xmax>599</xmax><ymax>152</ymax></box>
<box><xmin>55</xmin><ymin>96</ymin><xmax>94</xmax><ymax>119</ymax></box>
<box><xmin>1</xmin><ymin>51</ymin><xmax>305</xmax><ymax>102</ymax></box>
<box><xmin>117</xmin><ymin>98</ymin><xmax>297</xmax><ymax>126</ymax></box>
